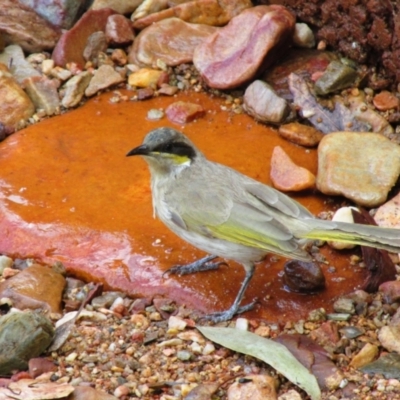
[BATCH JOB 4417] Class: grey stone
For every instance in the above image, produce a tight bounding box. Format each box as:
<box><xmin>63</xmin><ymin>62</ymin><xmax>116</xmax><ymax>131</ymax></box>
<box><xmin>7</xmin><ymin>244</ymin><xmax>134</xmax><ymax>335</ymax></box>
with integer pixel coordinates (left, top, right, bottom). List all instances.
<box><xmin>315</xmin><ymin>60</ymin><xmax>357</xmax><ymax>95</ymax></box>
<box><xmin>0</xmin><ymin>311</ymin><xmax>54</xmax><ymax>375</ymax></box>
<box><xmin>61</xmin><ymin>71</ymin><xmax>93</xmax><ymax>108</ymax></box>
<box><xmin>85</xmin><ymin>64</ymin><xmax>124</xmax><ymax>97</ymax></box>
<box><xmin>333</xmin><ymin>298</ymin><xmax>355</xmax><ymax>314</ymax></box>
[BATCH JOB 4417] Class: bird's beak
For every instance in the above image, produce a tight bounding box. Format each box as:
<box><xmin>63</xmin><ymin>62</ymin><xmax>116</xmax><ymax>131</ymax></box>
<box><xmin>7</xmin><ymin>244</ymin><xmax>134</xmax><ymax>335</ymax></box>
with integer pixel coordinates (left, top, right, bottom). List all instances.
<box><xmin>126</xmin><ymin>144</ymin><xmax>150</xmax><ymax>157</ymax></box>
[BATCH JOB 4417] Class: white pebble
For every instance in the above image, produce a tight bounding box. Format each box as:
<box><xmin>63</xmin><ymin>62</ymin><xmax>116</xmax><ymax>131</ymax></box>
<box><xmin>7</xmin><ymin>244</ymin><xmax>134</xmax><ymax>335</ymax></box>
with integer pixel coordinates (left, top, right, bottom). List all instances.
<box><xmin>0</xmin><ymin>255</ymin><xmax>13</xmax><ymax>275</ymax></box>
<box><xmin>235</xmin><ymin>317</ymin><xmax>249</xmax><ymax>331</ymax></box>
<box><xmin>202</xmin><ymin>342</ymin><xmax>215</xmax><ymax>355</ymax></box>
<box><xmin>168</xmin><ymin>315</ymin><xmax>187</xmax><ymax>331</ymax></box>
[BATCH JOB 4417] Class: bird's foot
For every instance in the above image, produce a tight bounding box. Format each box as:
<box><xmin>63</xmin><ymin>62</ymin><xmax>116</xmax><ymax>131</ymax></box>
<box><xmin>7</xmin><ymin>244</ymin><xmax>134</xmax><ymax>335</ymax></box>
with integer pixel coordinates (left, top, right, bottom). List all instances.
<box><xmin>201</xmin><ymin>299</ymin><xmax>257</xmax><ymax>323</ymax></box>
<box><xmin>163</xmin><ymin>255</ymin><xmax>227</xmax><ymax>277</ymax></box>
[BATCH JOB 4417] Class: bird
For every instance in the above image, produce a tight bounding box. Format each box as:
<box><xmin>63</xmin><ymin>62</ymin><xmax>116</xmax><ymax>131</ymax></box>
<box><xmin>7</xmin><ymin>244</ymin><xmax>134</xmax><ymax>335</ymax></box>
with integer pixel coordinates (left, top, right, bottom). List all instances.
<box><xmin>127</xmin><ymin>127</ymin><xmax>400</xmax><ymax>322</ymax></box>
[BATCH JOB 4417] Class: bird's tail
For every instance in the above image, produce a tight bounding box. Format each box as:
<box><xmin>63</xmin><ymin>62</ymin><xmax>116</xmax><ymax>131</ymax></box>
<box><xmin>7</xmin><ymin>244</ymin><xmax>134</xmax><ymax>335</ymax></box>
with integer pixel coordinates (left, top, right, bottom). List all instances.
<box><xmin>295</xmin><ymin>219</ymin><xmax>400</xmax><ymax>254</ymax></box>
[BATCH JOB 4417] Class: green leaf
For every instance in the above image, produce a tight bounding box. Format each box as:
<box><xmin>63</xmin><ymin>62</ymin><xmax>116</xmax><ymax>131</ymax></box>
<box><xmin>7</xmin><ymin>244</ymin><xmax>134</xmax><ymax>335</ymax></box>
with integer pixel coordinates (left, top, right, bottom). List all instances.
<box><xmin>197</xmin><ymin>326</ymin><xmax>321</xmax><ymax>400</ymax></box>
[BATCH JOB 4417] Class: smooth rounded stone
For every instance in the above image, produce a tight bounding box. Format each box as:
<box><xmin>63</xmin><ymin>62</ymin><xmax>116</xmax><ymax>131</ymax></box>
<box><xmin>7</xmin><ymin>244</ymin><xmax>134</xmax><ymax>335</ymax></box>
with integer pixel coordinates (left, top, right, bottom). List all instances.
<box><xmin>278</xmin><ymin>122</ymin><xmax>323</xmax><ymax>147</ymax></box>
<box><xmin>0</xmin><ymin>64</ymin><xmax>35</xmax><ymax>133</ymax></box>
<box><xmin>0</xmin><ymin>255</ymin><xmax>13</xmax><ymax>275</ymax></box>
<box><xmin>316</xmin><ymin>132</ymin><xmax>400</xmax><ymax>207</ymax></box>
<box><xmin>132</xmin><ymin>0</ymin><xmax>252</xmax><ymax>30</ymax></box>
<box><xmin>373</xmin><ymin>90</ymin><xmax>400</xmax><ymax>111</ymax></box>
<box><xmin>128</xmin><ymin>68</ymin><xmax>163</xmax><ymax>87</ymax></box>
<box><xmin>349</xmin><ymin>343</ymin><xmax>379</xmax><ymax>369</ymax></box>
<box><xmin>314</xmin><ymin>60</ymin><xmax>358</xmax><ymax>95</ymax></box>
<box><xmin>0</xmin><ymin>0</ymin><xmax>61</xmax><ymax>53</ymax></box>
<box><xmin>129</xmin><ymin>17</ymin><xmax>217</xmax><ymax>67</ymax></box>
<box><xmin>91</xmin><ymin>0</ymin><xmax>143</xmax><ymax>14</ymax></box>
<box><xmin>193</xmin><ymin>5</ymin><xmax>295</xmax><ymax>90</ymax></box>
<box><xmin>243</xmin><ymin>80</ymin><xmax>292</xmax><ymax>125</ymax></box>
<box><xmin>52</xmin><ymin>8</ymin><xmax>116</xmax><ymax>68</ymax></box>
<box><xmin>84</xmin><ymin>64</ymin><xmax>124</xmax><ymax>97</ymax></box>
<box><xmin>24</xmin><ymin>76</ymin><xmax>61</xmax><ymax>116</ymax></box>
<box><xmin>283</xmin><ymin>260</ymin><xmax>326</xmax><ymax>293</ymax></box>
<box><xmin>333</xmin><ymin>297</ymin><xmax>355</xmax><ymax>314</ymax></box>
<box><xmin>19</xmin><ymin>0</ymin><xmax>86</xmax><ymax>29</ymax></box>
<box><xmin>227</xmin><ymin>375</ymin><xmax>277</xmax><ymax>400</ymax></box>
<box><xmin>105</xmin><ymin>14</ymin><xmax>135</xmax><ymax>47</ymax></box>
<box><xmin>375</xmin><ymin>192</ymin><xmax>400</xmax><ymax>230</ymax></box>
<box><xmin>0</xmin><ymin>311</ymin><xmax>54</xmax><ymax>375</ymax></box>
<box><xmin>165</xmin><ymin>101</ymin><xmax>205</xmax><ymax>124</ymax></box>
<box><xmin>328</xmin><ymin>207</ymin><xmax>358</xmax><ymax>250</ymax></box>
<box><xmin>293</xmin><ymin>22</ymin><xmax>315</xmax><ymax>48</ymax></box>
<box><xmin>131</xmin><ymin>0</ymin><xmax>168</xmax><ymax>21</ymax></box>
<box><xmin>0</xmin><ymin>45</ymin><xmax>41</xmax><ymax>85</ymax></box>
<box><xmin>339</xmin><ymin>326</ymin><xmax>365</xmax><ymax>339</ymax></box>
<box><xmin>0</xmin><ymin>264</ymin><xmax>66</xmax><ymax>313</ymax></box>
<box><xmin>270</xmin><ymin>146</ymin><xmax>315</xmax><ymax>192</ymax></box>
<box><xmin>379</xmin><ymin>325</ymin><xmax>400</xmax><ymax>353</ymax></box>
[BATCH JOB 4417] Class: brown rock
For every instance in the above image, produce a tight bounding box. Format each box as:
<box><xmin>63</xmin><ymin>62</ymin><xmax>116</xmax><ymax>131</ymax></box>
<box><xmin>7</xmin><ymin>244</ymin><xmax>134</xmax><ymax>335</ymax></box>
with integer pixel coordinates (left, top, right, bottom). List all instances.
<box><xmin>85</xmin><ymin>64</ymin><xmax>124</xmax><ymax>97</ymax></box>
<box><xmin>227</xmin><ymin>375</ymin><xmax>277</xmax><ymax>400</ymax></box>
<box><xmin>83</xmin><ymin>31</ymin><xmax>108</xmax><ymax>64</ymax></box>
<box><xmin>132</xmin><ymin>0</ymin><xmax>252</xmax><ymax>30</ymax></box>
<box><xmin>270</xmin><ymin>146</ymin><xmax>315</xmax><ymax>191</ymax></box>
<box><xmin>0</xmin><ymin>0</ymin><xmax>60</xmax><ymax>52</ymax></box>
<box><xmin>0</xmin><ymin>264</ymin><xmax>66</xmax><ymax>314</ymax></box>
<box><xmin>278</xmin><ymin>122</ymin><xmax>323</xmax><ymax>147</ymax></box>
<box><xmin>24</xmin><ymin>76</ymin><xmax>60</xmax><ymax>116</ymax></box>
<box><xmin>128</xmin><ymin>68</ymin><xmax>163</xmax><ymax>88</ymax></box>
<box><xmin>165</xmin><ymin>101</ymin><xmax>205</xmax><ymax>124</ymax></box>
<box><xmin>317</xmin><ymin>132</ymin><xmax>400</xmax><ymax>207</ymax></box>
<box><xmin>349</xmin><ymin>343</ymin><xmax>379</xmax><ymax>369</ymax></box>
<box><xmin>373</xmin><ymin>90</ymin><xmax>400</xmax><ymax>111</ymax></box>
<box><xmin>193</xmin><ymin>5</ymin><xmax>295</xmax><ymax>90</ymax></box>
<box><xmin>28</xmin><ymin>358</ymin><xmax>57</xmax><ymax>378</ymax></box>
<box><xmin>0</xmin><ymin>65</ymin><xmax>35</xmax><ymax>132</ymax></box>
<box><xmin>91</xmin><ymin>0</ymin><xmax>143</xmax><ymax>14</ymax></box>
<box><xmin>283</xmin><ymin>260</ymin><xmax>325</xmax><ymax>293</ymax></box>
<box><xmin>105</xmin><ymin>14</ymin><xmax>135</xmax><ymax>47</ymax></box>
<box><xmin>52</xmin><ymin>8</ymin><xmax>116</xmax><ymax>68</ymax></box>
<box><xmin>309</xmin><ymin>321</ymin><xmax>340</xmax><ymax>347</ymax></box>
<box><xmin>129</xmin><ymin>17</ymin><xmax>217</xmax><ymax>67</ymax></box>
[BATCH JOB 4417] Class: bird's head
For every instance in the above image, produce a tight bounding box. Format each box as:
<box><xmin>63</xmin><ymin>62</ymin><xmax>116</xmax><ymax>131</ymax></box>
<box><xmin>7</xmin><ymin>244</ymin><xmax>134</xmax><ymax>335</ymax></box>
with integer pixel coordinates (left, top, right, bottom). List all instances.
<box><xmin>126</xmin><ymin>127</ymin><xmax>201</xmax><ymax>174</ymax></box>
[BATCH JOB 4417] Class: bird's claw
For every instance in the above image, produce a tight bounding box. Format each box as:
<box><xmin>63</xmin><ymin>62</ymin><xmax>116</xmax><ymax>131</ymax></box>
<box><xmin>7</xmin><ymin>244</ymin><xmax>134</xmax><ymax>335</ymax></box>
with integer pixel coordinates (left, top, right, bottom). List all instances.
<box><xmin>163</xmin><ymin>255</ymin><xmax>225</xmax><ymax>278</ymax></box>
<box><xmin>200</xmin><ymin>298</ymin><xmax>258</xmax><ymax>323</ymax></box>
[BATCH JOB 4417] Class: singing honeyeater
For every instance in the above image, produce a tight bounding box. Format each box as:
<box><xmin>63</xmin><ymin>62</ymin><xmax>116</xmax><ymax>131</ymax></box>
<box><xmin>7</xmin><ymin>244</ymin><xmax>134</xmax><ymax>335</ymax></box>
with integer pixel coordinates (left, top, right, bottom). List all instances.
<box><xmin>127</xmin><ymin>127</ymin><xmax>400</xmax><ymax>322</ymax></box>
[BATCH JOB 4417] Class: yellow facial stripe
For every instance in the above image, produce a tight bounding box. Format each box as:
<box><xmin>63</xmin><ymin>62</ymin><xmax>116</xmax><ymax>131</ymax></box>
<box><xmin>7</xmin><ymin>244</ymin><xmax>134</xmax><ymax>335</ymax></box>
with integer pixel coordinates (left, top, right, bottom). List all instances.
<box><xmin>152</xmin><ymin>152</ymin><xmax>190</xmax><ymax>165</ymax></box>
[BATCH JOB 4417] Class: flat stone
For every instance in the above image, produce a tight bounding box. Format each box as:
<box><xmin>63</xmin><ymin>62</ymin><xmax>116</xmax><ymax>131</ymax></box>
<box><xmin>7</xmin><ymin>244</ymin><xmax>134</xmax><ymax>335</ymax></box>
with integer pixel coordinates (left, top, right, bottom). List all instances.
<box><xmin>373</xmin><ymin>90</ymin><xmax>400</xmax><ymax>111</ymax></box>
<box><xmin>52</xmin><ymin>8</ymin><xmax>116</xmax><ymax>68</ymax></box>
<box><xmin>278</xmin><ymin>122</ymin><xmax>323</xmax><ymax>147</ymax></box>
<box><xmin>61</xmin><ymin>71</ymin><xmax>93</xmax><ymax>108</ymax></box>
<box><xmin>270</xmin><ymin>146</ymin><xmax>315</xmax><ymax>191</ymax></box>
<box><xmin>0</xmin><ymin>311</ymin><xmax>54</xmax><ymax>375</ymax></box>
<box><xmin>379</xmin><ymin>325</ymin><xmax>400</xmax><ymax>353</ymax></box>
<box><xmin>0</xmin><ymin>64</ymin><xmax>35</xmax><ymax>133</ymax></box>
<box><xmin>0</xmin><ymin>264</ymin><xmax>66</xmax><ymax>313</ymax></box>
<box><xmin>129</xmin><ymin>17</ymin><xmax>217</xmax><ymax>67</ymax></box>
<box><xmin>193</xmin><ymin>5</ymin><xmax>295</xmax><ymax>89</ymax></box>
<box><xmin>85</xmin><ymin>64</ymin><xmax>124</xmax><ymax>97</ymax></box>
<box><xmin>227</xmin><ymin>375</ymin><xmax>277</xmax><ymax>400</ymax></box>
<box><xmin>165</xmin><ymin>101</ymin><xmax>205</xmax><ymax>124</ymax></box>
<box><xmin>349</xmin><ymin>343</ymin><xmax>379</xmax><ymax>369</ymax></box>
<box><xmin>317</xmin><ymin>132</ymin><xmax>400</xmax><ymax>207</ymax></box>
<box><xmin>0</xmin><ymin>0</ymin><xmax>61</xmax><ymax>53</ymax></box>
<box><xmin>132</xmin><ymin>0</ymin><xmax>252</xmax><ymax>30</ymax></box>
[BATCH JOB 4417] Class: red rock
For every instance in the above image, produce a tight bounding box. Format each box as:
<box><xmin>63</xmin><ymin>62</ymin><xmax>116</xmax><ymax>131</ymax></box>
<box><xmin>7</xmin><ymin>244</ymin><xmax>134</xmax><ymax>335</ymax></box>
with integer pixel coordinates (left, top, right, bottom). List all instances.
<box><xmin>28</xmin><ymin>358</ymin><xmax>57</xmax><ymax>378</ymax></box>
<box><xmin>278</xmin><ymin>122</ymin><xmax>324</xmax><ymax>147</ymax></box>
<box><xmin>270</xmin><ymin>146</ymin><xmax>315</xmax><ymax>191</ymax></box>
<box><xmin>129</xmin><ymin>17</ymin><xmax>217</xmax><ymax>67</ymax></box>
<box><xmin>132</xmin><ymin>0</ymin><xmax>252</xmax><ymax>30</ymax></box>
<box><xmin>193</xmin><ymin>5</ymin><xmax>295</xmax><ymax>89</ymax></box>
<box><xmin>105</xmin><ymin>14</ymin><xmax>135</xmax><ymax>47</ymax></box>
<box><xmin>166</xmin><ymin>101</ymin><xmax>205</xmax><ymax>124</ymax></box>
<box><xmin>373</xmin><ymin>90</ymin><xmax>400</xmax><ymax>111</ymax></box>
<box><xmin>52</xmin><ymin>8</ymin><xmax>116</xmax><ymax>68</ymax></box>
<box><xmin>0</xmin><ymin>0</ymin><xmax>60</xmax><ymax>53</ymax></box>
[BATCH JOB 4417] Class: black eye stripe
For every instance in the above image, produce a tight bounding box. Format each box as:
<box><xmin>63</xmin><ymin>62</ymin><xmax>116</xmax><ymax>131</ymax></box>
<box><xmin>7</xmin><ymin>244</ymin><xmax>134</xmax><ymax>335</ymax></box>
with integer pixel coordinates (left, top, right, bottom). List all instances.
<box><xmin>154</xmin><ymin>142</ymin><xmax>196</xmax><ymax>159</ymax></box>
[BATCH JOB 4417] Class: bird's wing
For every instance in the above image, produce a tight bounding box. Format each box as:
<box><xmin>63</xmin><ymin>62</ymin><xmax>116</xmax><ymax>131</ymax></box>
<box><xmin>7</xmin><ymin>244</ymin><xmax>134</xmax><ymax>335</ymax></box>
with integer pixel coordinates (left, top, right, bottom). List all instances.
<box><xmin>165</xmin><ymin>169</ymin><xmax>311</xmax><ymax>260</ymax></box>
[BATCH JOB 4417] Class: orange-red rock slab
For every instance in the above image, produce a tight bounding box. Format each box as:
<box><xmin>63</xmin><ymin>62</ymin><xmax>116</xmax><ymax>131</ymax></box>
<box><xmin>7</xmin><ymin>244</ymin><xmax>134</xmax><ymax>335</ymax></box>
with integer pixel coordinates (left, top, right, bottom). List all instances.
<box><xmin>0</xmin><ymin>90</ymin><xmax>365</xmax><ymax>323</ymax></box>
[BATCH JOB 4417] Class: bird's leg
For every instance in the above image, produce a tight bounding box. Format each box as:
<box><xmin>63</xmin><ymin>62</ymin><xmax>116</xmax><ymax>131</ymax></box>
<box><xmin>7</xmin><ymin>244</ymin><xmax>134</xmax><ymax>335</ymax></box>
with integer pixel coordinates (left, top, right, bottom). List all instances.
<box><xmin>202</xmin><ymin>263</ymin><xmax>257</xmax><ymax>323</ymax></box>
<box><xmin>163</xmin><ymin>255</ymin><xmax>227</xmax><ymax>277</ymax></box>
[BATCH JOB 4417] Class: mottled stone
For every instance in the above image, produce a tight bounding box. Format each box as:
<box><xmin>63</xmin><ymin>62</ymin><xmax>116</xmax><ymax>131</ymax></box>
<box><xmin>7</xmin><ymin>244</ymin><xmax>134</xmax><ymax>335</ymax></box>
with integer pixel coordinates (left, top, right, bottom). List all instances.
<box><xmin>0</xmin><ymin>311</ymin><xmax>54</xmax><ymax>375</ymax></box>
<box><xmin>85</xmin><ymin>65</ymin><xmax>124</xmax><ymax>97</ymax></box>
<box><xmin>317</xmin><ymin>132</ymin><xmax>400</xmax><ymax>207</ymax></box>
<box><xmin>375</xmin><ymin>192</ymin><xmax>400</xmax><ymax>230</ymax></box>
<box><xmin>24</xmin><ymin>76</ymin><xmax>61</xmax><ymax>116</ymax></box>
<box><xmin>91</xmin><ymin>0</ymin><xmax>143</xmax><ymax>14</ymax></box>
<box><xmin>132</xmin><ymin>0</ymin><xmax>252</xmax><ymax>30</ymax></box>
<box><xmin>0</xmin><ymin>0</ymin><xmax>61</xmax><ymax>52</ymax></box>
<box><xmin>243</xmin><ymin>80</ymin><xmax>292</xmax><ymax>125</ymax></box>
<box><xmin>61</xmin><ymin>71</ymin><xmax>93</xmax><ymax>108</ymax></box>
<box><xmin>379</xmin><ymin>325</ymin><xmax>400</xmax><ymax>354</ymax></box>
<box><xmin>105</xmin><ymin>14</ymin><xmax>135</xmax><ymax>47</ymax></box>
<box><xmin>131</xmin><ymin>0</ymin><xmax>168</xmax><ymax>21</ymax></box>
<box><xmin>349</xmin><ymin>343</ymin><xmax>379</xmax><ymax>369</ymax></box>
<box><xmin>128</xmin><ymin>68</ymin><xmax>163</xmax><ymax>87</ymax></box>
<box><xmin>193</xmin><ymin>5</ymin><xmax>295</xmax><ymax>89</ymax></box>
<box><xmin>129</xmin><ymin>18</ymin><xmax>217</xmax><ymax>67</ymax></box>
<box><xmin>227</xmin><ymin>375</ymin><xmax>277</xmax><ymax>400</ymax></box>
<box><xmin>278</xmin><ymin>122</ymin><xmax>323</xmax><ymax>147</ymax></box>
<box><xmin>165</xmin><ymin>101</ymin><xmax>205</xmax><ymax>124</ymax></box>
<box><xmin>0</xmin><ymin>264</ymin><xmax>66</xmax><ymax>313</ymax></box>
<box><xmin>83</xmin><ymin>31</ymin><xmax>108</xmax><ymax>64</ymax></box>
<box><xmin>52</xmin><ymin>8</ymin><xmax>116</xmax><ymax>68</ymax></box>
<box><xmin>0</xmin><ymin>65</ymin><xmax>35</xmax><ymax>132</ymax></box>
<box><xmin>373</xmin><ymin>90</ymin><xmax>400</xmax><ymax>111</ymax></box>
<box><xmin>0</xmin><ymin>45</ymin><xmax>41</xmax><ymax>85</ymax></box>
<box><xmin>19</xmin><ymin>0</ymin><xmax>86</xmax><ymax>29</ymax></box>
<box><xmin>270</xmin><ymin>146</ymin><xmax>315</xmax><ymax>192</ymax></box>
